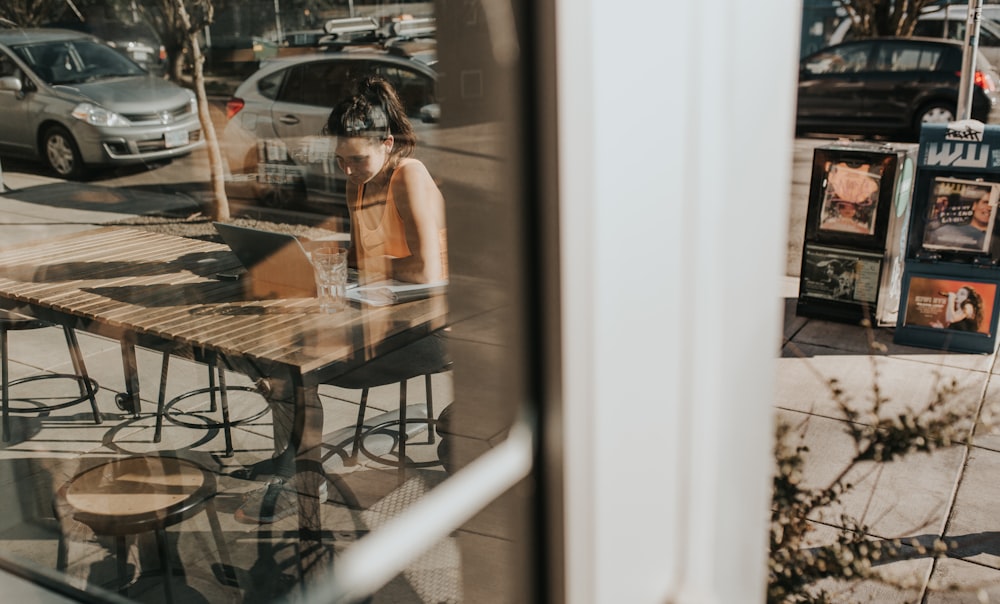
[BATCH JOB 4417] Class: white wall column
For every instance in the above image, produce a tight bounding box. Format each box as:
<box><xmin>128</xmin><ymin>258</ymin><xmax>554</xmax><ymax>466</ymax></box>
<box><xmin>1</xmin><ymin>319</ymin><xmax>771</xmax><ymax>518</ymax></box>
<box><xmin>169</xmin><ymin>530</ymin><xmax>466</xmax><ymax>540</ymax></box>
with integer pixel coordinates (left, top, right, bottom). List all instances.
<box><xmin>556</xmin><ymin>2</ymin><xmax>802</xmax><ymax>602</ymax></box>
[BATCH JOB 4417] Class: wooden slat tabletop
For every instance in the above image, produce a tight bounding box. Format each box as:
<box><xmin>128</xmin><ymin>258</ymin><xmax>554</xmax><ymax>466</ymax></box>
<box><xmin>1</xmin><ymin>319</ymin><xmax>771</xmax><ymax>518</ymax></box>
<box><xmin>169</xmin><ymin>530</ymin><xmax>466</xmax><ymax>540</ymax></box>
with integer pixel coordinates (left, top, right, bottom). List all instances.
<box><xmin>0</xmin><ymin>227</ymin><xmax>447</xmax><ymax>379</ymax></box>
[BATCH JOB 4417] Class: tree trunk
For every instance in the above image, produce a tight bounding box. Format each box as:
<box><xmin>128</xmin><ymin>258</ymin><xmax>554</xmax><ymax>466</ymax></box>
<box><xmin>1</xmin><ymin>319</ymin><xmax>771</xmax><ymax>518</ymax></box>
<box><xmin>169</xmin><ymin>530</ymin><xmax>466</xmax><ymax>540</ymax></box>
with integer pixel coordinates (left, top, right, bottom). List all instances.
<box><xmin>174</xmin><ymin>0</ymin><xmax>230</xmax><ymax>221</ymax></box>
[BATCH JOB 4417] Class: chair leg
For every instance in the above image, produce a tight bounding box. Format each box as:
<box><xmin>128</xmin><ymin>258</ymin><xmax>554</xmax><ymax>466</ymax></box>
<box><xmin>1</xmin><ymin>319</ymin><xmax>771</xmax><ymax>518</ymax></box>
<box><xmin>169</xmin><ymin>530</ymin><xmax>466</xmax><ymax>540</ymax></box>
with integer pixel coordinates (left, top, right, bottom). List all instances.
<box><xmin>398</xmin><ymin>380</ymin><xmax>407</xmax><ymax>481</ymax></box>
<box><xmin>217</xmin><ymin>364</ymin><xmax>234</xmax><ymax>457</ymax></box>
<box><xmin>205</xmin><ymin>498</ymin><xmax>232</xmax><ymax>569</ymax></box>
<box><xmin>2</xmin><ymin>327</ymin><xmax>9</xmax><ymax>443</ymax></box>
<box><xmin>207</xmin><ymin>356</ymin><xmax>218</xmax><ymax>413</ymax></box>
<box><xmin>154</xmin><ymin>352</ymin><xmax>170</xmax><ymax>443</ymax></box>
<box><xmin>348</xmin><ymin>388</ymin><xmax>370</xmax><ymax>465</ymax></box>
<box><xmin>115</xmin><ymin>535</ymin><xmax>128</xmax><ymax>596</ymax></box>
<box><xmin>63</xmin><ymin>327</ymin><xmax>101</xmax><ymax>424</ymax></box>
<box><xmin>425</xmin><ymin>373</ymin><xmax>435</xmax><ymax>445</ymax></box>
<box><xmin>155</xmin><ymin>529</ymin><xmax>176</xmax><ymax>604</ymax></box>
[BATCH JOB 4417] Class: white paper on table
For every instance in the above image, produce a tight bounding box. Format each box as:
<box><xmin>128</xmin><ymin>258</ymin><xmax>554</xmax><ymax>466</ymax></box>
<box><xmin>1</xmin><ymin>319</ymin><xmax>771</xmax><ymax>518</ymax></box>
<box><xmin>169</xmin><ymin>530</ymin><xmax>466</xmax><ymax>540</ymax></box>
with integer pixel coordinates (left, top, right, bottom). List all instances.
<box><xmin>346</xmin><ymin>280</ymin><xmax>448</xmax><ymax>306</ymax></box>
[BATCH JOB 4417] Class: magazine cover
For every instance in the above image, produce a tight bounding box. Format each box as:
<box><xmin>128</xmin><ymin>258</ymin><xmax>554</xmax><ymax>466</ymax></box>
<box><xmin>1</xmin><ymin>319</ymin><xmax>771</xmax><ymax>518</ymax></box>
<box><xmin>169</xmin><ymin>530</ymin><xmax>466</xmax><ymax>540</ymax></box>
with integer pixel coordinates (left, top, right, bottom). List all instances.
<box><xmin>902</xmin><ymin>276</ymin><xmax>997</xmax><ymax>335</ymax></box>
<box><xmin>922</xmin><ymin>177</ymin><xmax>999</xmax><ymax>254</ymax></box>
<box><xmin>817</xmin><ymin>161</ymin><xmax>883</xmax><ymax>236</ymax></box>
<box><xmin>800</xmin><ymin>245</ymin><xmax>881</xmax><ymax>304</ymax></box>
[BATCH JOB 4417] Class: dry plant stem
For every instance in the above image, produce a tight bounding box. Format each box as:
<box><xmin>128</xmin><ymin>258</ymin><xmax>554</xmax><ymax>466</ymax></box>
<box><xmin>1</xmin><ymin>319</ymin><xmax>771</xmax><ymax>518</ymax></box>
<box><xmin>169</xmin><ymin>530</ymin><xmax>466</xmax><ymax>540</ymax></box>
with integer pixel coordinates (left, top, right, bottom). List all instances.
<box><xmin>770</xmin><ymin>322</ymin><xmax>978</xmax><ymax>603</ymax></box>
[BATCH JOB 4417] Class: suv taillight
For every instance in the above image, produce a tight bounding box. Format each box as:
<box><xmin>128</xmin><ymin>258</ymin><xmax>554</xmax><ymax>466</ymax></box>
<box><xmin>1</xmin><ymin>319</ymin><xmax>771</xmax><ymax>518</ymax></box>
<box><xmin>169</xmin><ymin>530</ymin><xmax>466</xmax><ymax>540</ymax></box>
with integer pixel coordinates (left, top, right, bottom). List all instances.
<box><xmin>975</xmin><ymin>70</ymin><xmax>997</xmax><ymax>93</ymax></box>
<box><xmin>225</xmin><ymin>98</ymin><xmax>245</xmax><ymax>120</ymax></box>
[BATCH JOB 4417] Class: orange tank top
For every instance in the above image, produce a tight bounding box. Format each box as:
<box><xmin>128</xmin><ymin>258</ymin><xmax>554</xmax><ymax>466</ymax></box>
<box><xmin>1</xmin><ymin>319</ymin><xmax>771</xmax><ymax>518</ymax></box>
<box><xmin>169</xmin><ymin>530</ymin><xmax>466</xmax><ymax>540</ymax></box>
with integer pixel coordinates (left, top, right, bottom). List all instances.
<box><xmin>352</xmin><ymin>162</ymin><xmax>448</xmax><ymax>282</ymax></box>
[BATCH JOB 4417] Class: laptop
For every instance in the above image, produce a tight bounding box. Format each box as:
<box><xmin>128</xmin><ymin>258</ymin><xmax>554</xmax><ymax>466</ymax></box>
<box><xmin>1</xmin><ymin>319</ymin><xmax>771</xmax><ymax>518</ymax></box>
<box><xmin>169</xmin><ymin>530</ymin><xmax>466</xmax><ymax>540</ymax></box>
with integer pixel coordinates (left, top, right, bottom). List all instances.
<box><xmin>213</xmin><ymin>222</ymin><xmax>317</xmax><ymax>299</ymax></box>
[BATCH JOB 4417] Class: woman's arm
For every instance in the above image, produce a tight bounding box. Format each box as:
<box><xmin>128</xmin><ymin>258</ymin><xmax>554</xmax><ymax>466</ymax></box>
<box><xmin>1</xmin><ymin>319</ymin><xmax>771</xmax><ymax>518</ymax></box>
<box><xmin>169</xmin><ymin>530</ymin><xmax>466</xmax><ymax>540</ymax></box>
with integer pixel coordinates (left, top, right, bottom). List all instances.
<box><xmin>390</xmin><ymin>159</ymin><xmax>447</xmax><ymax>283</ymax></box>
<box><xmin>945</xmin><ymin>294</ymin><xmax>973</xmax><ymax>324</ymax></box>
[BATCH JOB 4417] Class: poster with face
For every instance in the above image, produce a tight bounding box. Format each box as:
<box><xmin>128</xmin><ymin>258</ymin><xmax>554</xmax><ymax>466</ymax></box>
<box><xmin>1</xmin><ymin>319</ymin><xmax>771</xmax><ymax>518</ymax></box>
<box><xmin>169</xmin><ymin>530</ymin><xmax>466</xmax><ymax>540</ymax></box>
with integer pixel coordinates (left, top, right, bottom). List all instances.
<box><xmin>818</xmin><ymin>162</ymin><xmax>882</xmax><ymax>236</ymax></box>
<box><xmin>903</xmin><ymin>276</ymin><xmax>997</xmax><ymax>335</ymax></box>
<box><xmin>801</xmin><ymin>245</ymin><xmax>881</xmax><ymax>304</ymax></box>
<box><xmin>922</xmin><ymin>178</ymin><xmax>999</xmax><ymax>254</ymax></box>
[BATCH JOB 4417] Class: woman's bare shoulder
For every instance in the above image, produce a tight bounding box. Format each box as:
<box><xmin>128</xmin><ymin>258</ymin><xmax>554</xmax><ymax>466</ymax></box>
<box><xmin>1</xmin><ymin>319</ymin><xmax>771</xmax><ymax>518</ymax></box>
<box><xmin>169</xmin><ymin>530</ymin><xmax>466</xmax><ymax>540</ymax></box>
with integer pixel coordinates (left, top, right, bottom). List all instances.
<box><xmin>394</xmin><ymin>157</ymin><xmax>432</xmax><ymax>178</ymax></box>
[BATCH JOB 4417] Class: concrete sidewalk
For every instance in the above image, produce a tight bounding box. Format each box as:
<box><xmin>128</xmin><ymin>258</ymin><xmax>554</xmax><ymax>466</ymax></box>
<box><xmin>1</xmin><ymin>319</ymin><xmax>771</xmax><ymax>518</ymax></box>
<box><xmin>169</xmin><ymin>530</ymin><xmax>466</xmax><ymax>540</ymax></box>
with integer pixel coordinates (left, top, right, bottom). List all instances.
<box><xmin>0</xmin><ymin>167</ymin><xmax>202</xmax><ymax>248</ymax></box>
<box><xmin>778</xmin><ymin>273</ymin><xmax>1000</xmax><ymax>601</ymax></box>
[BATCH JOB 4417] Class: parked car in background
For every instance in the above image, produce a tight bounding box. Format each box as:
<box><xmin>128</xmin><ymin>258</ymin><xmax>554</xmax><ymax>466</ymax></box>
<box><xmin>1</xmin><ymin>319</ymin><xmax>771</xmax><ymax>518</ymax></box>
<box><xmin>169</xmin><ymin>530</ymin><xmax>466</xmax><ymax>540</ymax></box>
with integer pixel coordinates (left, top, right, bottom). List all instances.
<box><xmin>0</xmin><ymin>28</ymin><xmax>202</xmax><ymax>179</ymax></box>
<box><xmin>830</xmin><ymin>4</ymin><xmax>1000</xmax><ymax>69</ymax></box>
<box><xmin>43</xmin><ymin>17</ymin><xmax>168</xmax><ymax>76</ymax></box>
<box><xmin>797</xmin><ymin>37</ymin><xmax>1000</xmax><ymax>140</ymax></box>
<box><xmin>222</xmin><ymin>46</ymin><xmax>437</xmax><ymax>210</ymax></box>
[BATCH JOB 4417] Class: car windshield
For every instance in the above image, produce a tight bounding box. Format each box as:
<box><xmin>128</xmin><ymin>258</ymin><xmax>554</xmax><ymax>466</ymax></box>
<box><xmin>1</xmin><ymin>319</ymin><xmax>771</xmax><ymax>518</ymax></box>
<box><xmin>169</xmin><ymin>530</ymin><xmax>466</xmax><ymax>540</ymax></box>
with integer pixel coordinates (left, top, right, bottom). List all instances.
<box><xmin>12</xmin><ymin>38</ymin><xmax>145</xmax><ymax>85</ymax></box>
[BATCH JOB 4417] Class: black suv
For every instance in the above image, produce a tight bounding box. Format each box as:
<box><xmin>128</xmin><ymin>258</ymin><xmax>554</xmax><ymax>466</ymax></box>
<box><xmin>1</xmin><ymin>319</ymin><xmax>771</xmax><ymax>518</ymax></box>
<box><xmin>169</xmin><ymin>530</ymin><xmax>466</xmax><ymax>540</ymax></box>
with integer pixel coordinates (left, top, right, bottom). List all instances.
<box><xmin>797</xmin><ymin>37</ymin><xmax>1000</xmax><ymax>140</ymax></box>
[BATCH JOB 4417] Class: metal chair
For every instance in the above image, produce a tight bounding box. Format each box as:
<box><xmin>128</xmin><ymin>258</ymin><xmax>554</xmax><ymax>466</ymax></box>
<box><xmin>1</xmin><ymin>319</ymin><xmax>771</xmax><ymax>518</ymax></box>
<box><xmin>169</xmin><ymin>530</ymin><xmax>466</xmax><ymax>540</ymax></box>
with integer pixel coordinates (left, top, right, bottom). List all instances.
<box><xmin>153</xmin><ymin>350</ymin><xmax>269</xmax><ymax>457</ymax></box>
<box><xmin>328</xmin><ymin>333</ymin><xmax>451</xmax><ymax>478</ymax></box>
<box><xmin>0</xmin><ymin>310</ymin><xmax>101</xmax><ymax>442</ymax></box>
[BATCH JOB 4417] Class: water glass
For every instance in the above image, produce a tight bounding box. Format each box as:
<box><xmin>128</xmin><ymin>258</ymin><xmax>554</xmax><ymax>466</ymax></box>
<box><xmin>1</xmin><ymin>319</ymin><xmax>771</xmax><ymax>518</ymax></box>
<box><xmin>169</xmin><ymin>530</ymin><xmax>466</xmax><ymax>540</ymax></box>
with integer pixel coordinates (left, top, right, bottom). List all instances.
<box><xmin>312</xmin><ymin>247</ymin><xmax>348</xmax><ymax>313</ymax></box>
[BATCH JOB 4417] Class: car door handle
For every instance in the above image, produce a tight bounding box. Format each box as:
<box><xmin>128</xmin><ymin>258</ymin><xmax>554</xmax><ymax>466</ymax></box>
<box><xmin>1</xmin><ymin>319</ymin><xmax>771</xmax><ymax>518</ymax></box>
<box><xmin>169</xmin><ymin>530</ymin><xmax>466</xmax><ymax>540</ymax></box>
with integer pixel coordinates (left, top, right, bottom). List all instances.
<box><xmin>278</xmin><ymin>115</ymin><xmax>300</xmax><ymax>125</ymax></box>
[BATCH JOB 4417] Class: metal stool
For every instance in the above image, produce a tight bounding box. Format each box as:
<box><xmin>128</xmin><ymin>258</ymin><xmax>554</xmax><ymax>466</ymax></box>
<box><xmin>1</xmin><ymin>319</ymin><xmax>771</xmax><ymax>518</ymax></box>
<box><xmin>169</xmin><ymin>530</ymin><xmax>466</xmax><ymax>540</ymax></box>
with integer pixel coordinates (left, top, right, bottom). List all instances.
<box><xmin>154</xmin><ymin>350</ymin><xmax>269</xmax><ymax>457</ymax></box>
<box><xmin>55</xmin><ymin>456</ymin><xmax>232</xmax><ymax>603</ymax></box>
<box><xmin>0</xmin><ymin>310</ymin><xmax>101</xmax><ymax>442</ymax></box>
<box><xmin>330</xmin><ymin>334</ymin><xmax>451</xmax><ymax>478</ymax></box>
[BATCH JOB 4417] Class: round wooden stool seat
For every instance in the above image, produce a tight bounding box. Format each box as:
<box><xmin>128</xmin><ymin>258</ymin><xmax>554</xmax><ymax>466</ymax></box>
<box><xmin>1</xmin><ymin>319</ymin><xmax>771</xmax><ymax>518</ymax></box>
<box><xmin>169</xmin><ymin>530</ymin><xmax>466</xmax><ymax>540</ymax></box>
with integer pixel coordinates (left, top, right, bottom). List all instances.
<box><xmin>56</xmin><ymin>456</ymin><xmax>231</xmax><ymax>603</ymax></box>
<box><xmin>62</xmin><ymin>457</ymin><xmax>216</xmax><ymax>534</ymax></box>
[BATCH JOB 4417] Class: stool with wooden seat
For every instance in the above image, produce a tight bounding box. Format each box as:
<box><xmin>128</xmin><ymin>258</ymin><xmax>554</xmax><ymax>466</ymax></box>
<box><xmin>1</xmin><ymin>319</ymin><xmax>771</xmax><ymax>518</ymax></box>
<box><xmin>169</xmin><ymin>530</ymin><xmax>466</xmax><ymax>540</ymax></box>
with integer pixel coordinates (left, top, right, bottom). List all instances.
<box><xmin>153</xmin><ymin>350</ymin><xmax>269</xmax><ymax>457</ymax></box>
<box><xmin>55</xmin><ymin>456</ymin><xmax>232</xmax><ymax>603</ymax></box>
<box><xmin>1</xmin><ymin>310</ymin><xmax>101</xmax><ymax>442</ymax></box>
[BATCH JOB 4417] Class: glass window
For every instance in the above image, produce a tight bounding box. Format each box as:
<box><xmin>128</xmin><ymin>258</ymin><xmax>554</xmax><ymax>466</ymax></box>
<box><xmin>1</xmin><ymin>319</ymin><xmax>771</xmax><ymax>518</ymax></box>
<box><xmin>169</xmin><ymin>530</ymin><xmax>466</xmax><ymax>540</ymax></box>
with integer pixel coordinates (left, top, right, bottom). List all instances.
<box><xmin>874</xmin><ymin>43</ymin><xmax>942</xmax><ymax>72</ymax></box>
<box><xmin>277</xmin><ymin>59</ymin><xmax>369</xmax><ymax>107</ymax></box>
<box><xmin>377</xmin><ymin>65</ymin><xmax>436</xmax><ymax>117</ymax></box>
<box><xmin>804</xmin><ymin>44</ymin><xmax>871</xmax><ymax>74</ymax></box>
<box><xmin>257</xmin><ymin>70</ymin><xmax>284</xmax><ymax>100</ymax></box>
<box><xmin>913</xmin><ymin>19</ymin><xmax>948</xmax><ymax>39</ymax></box>
<box><xmin>0</xmin><ymin>1</ymin><xmax>539</xmax><ymax>603</ymax></box>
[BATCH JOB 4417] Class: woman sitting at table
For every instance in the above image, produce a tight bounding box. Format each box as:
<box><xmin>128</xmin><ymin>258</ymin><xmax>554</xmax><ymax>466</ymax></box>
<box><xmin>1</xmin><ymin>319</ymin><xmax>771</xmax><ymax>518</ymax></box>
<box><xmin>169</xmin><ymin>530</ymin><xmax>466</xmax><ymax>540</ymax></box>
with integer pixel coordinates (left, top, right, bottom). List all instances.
<box><xmin>333</xmin><ymin>74</ymin><xmax>448</xmax><ymax>284</ymax></box>
<box><xmin>235</xmin><ymin>75</ymin><xmax>450</xmax><ymax>524</ymax></box>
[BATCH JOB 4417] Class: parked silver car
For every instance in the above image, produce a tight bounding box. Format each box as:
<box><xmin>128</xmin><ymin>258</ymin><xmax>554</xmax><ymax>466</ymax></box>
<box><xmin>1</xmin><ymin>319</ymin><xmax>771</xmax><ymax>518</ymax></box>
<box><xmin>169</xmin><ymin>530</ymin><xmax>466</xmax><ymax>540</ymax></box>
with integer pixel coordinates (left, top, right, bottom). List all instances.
<box><xmin>0</xmin><ymin>28</ymin><xmax>202</xmax><ymax>179</ymax></box>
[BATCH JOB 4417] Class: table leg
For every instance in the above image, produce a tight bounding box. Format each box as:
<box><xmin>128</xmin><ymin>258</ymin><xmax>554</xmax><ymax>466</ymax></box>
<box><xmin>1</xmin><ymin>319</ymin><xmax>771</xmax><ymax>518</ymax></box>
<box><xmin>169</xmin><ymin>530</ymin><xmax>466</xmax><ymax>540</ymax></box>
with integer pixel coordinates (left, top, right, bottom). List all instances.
<box><xmin>115</xmin><ymin>340</ymin><xmax>141</xmax><ymax>417</ymax></box>
<box><xmin>293</xmin><ymin>382</ymin><xmax>332</xmax><ymax>582</ymax></box>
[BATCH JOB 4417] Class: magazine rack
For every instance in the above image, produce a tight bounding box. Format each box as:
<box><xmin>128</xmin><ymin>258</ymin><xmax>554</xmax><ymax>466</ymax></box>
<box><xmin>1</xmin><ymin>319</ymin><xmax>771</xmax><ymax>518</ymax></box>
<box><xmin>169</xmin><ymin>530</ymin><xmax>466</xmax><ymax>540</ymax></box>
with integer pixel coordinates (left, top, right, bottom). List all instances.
<box><xmin>894</xmin><ymin>121</ymin><xmax>1000</xmax><ymax>354</ymax></box>
<box><xmin>796</xmin><ymin>141</ymin><xmax>917</xmax><ymax>325</ymax></box>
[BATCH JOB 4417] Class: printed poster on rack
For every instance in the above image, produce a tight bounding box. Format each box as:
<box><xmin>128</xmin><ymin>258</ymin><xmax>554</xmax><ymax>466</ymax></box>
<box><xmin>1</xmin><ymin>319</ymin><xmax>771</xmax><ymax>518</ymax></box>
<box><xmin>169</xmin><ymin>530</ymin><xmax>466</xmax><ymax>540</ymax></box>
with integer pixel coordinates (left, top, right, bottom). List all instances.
<box><xmin>800</xmin><ymin>245</ymin><xmax>881</xmax><ymax>304</ymax></box>
<box><xmin>902</xmin><ymin>276</ymin><xmax>997</xmax><ymax>335</ymax></box>
<box><xmin>817</xmin><ymin>161</ymin><xmax>884</xmax><ymax>236</ymax></box>
<box><xmin>922</xmin><ymin>177</ymin><xmax>1000</xmax><ymax>254</ymax></box>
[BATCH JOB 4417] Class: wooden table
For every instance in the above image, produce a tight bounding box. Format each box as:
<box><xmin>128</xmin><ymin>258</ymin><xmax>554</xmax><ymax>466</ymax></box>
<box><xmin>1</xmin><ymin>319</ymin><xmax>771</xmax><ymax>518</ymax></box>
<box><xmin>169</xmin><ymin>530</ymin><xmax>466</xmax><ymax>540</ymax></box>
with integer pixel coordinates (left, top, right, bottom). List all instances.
<box><xmin>0</xmin><ymin>226</ymin><xmax>448</xmax><ymax>579</ymax></box>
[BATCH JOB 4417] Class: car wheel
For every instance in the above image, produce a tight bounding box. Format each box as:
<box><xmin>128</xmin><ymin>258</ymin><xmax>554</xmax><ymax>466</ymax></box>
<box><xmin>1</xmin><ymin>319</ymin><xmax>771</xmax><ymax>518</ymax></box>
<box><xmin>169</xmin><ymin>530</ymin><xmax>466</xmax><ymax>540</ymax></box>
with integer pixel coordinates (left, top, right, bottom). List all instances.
<box><xmin>43</xmin><ymin>125</ymin><xmax>85</xmax><ymax>179</ymax></box>
<box><xmin>913</xmin><ymin>102</ymin><xmax>956</xmax><ymax>138</ymax></box>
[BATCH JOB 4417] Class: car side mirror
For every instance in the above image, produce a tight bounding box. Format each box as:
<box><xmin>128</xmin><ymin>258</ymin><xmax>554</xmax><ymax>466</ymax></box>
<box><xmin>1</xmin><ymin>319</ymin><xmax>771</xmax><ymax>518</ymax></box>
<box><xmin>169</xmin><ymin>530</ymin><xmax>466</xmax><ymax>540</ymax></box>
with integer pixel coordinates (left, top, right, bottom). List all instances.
<box><xmin>0</xmin><ymin>75</ymin><xmax>22</xmax><ymax>92</ymax></box>
<box><xmin>419</xmin><ymin>103</ymin><xmax>440</xmax><ymax>124</ymax></box>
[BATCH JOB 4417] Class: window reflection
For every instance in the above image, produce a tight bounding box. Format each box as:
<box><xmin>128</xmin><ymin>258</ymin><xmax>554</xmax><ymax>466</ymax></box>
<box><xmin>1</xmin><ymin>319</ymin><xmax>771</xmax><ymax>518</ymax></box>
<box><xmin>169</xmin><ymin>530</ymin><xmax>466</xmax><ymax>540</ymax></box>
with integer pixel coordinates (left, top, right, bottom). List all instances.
<box><xmin>0</xmin><ymin>0</ymin><xmax>534</xmax><ymax>602</ymax></box>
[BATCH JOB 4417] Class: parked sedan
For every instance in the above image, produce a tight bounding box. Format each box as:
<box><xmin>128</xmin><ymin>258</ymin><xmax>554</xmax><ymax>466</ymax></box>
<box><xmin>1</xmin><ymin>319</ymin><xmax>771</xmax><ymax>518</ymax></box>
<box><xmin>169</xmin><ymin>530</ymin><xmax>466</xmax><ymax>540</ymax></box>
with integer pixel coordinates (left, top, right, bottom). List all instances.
<box><xmin>222</xmin><ymin>48</ymin><xmax>437</xmax><ymax>210</ymax></box>
<box><xmin>0</xmin><ymin>28</ymin><xmax>202</xmax><ymax>179</ymax></box>
<box><xmin>797</xmin><ymin>37</ymin><xmax>1000</xmax><ymax>140</ymax></box>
